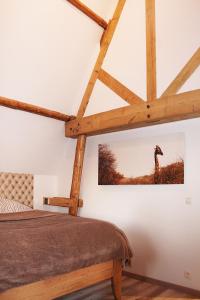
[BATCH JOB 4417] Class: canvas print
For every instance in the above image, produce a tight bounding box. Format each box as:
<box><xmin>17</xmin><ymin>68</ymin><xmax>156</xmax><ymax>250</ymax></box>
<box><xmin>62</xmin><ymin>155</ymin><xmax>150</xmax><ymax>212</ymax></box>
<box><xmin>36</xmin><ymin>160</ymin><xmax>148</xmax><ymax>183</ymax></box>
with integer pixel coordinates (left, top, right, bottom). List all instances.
<box><xmin>98</xmin><ymin>133</ymin><xmax>184</xmax><ymax>185</ymax></box>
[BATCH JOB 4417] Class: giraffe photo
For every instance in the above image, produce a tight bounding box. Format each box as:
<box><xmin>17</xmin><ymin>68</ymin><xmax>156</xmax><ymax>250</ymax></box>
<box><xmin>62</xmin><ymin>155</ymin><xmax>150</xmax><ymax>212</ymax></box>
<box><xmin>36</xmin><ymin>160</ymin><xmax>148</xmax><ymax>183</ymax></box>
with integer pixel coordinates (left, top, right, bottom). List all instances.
<box><xmin>98</xmin><ymin>133</ymin><xmax>184</xmax><ymax>185</ymax></box>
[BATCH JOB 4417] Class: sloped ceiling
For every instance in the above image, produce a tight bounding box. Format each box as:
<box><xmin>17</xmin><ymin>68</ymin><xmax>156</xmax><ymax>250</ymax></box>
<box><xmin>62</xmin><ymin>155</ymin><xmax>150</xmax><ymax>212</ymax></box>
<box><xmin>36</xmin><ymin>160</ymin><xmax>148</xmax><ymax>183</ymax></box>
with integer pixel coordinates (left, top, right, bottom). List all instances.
<box><xmin>0</xmin><ymin>0</ymin><xmax>199</xmax><ymax>117</ymax></box>
<box><xmin>0</xmin><ymin>0</ymin><xmax>119</xmax><ymax>176</ymax></box>
<box><xmin>0</xmin><ymin>0</ymin><xmax>117</xmax><ymax>115</ymax></box>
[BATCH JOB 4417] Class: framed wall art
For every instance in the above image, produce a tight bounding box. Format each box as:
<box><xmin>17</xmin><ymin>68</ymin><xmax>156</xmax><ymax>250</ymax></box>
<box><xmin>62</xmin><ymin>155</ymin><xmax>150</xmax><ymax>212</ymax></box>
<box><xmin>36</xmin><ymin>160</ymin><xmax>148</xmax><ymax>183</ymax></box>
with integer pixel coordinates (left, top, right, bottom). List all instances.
<box><xmin>98</xmin><ymin>133</ymin><xmax>184</xmax><ymax>185</ymax></box>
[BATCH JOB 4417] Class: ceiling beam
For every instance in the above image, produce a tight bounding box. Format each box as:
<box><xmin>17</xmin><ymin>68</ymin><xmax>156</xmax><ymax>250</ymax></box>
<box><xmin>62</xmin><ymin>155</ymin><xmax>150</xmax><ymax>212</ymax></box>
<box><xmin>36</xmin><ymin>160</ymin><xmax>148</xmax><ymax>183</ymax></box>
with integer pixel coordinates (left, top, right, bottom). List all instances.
<box><xmin>65</xmin><ymin>89</ymin><xmax>200</xmax><ymax>137</ymax></box>
<box><xmin>66</xmin><ymin>0</ymin><xmax>108</xmax><ymax>30</ymax></box>
<box><xmin>0</xmin><ymin>96</ymin><xmax>74</xmax><ymax>122</ymax></box>
<box><xmin>146</xmin><ymin>0</ymin><xmax>157</xmax><ymax>102</ymax></box>
<box><xmin>77</xmin><ymin>0</ymin><xmax>126</xmax><ymax>118</ymax></box>
<box><xmin>98</xmin><ymin>69</ymin><xmax>144</xmax><ymax>105</ymax></box>
<box><xmin>162</xmin><ymin>47</ymin><xmax>200</xmax><ymax>97</ymax></box>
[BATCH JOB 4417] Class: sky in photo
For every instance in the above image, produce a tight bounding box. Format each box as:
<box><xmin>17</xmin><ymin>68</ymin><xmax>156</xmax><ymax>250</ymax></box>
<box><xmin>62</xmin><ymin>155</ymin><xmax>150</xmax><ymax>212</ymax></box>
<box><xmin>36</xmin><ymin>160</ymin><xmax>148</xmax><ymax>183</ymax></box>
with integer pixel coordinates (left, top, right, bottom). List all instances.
<box><xmin>104</xmin><ymin>133</ymin><xmax>184</xmax><ymax>178</ymax></box>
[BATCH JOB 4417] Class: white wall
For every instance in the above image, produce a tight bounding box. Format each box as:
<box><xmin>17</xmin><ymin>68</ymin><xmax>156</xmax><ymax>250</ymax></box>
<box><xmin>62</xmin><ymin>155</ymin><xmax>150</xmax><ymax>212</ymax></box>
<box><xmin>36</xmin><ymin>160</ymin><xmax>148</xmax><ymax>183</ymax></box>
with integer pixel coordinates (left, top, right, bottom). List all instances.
<box><xmin>0</xmin><ymin>0</ymin><xmax>200</xmax><ymax>290</ymax></box>
<box><xmin>81</xmin><ymin>119</ymin><xmax>200</xmax><ymax>290</ymax></box>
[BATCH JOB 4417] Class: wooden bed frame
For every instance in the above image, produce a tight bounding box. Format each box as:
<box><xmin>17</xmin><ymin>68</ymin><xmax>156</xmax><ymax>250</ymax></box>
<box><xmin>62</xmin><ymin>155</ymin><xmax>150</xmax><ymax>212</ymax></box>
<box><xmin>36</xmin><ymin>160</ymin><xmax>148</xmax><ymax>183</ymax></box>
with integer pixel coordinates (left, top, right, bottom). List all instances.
<box><xmin>0</xmin><ymin>260</ymin><xmax>122</xmax><ymax>300</ymax></box>
<box><xmin>0</xmin><ymin>175</ymin><xmax>122</xmax><ymax>300</ymax></box>
<box><xmin>0</xmin><ymin>0</ymin><xmax>199</xmax><ymax>299</ymax></box>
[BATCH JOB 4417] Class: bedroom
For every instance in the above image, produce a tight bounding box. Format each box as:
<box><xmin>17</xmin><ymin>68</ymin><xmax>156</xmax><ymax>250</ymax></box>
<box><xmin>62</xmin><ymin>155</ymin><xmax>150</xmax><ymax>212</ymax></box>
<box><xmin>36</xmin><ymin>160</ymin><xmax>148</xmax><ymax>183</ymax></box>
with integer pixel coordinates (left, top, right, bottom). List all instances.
<box><xmin>0</xmin><ymin>0</ymin><xmax>200</xmax><ymax>299</ymax></box>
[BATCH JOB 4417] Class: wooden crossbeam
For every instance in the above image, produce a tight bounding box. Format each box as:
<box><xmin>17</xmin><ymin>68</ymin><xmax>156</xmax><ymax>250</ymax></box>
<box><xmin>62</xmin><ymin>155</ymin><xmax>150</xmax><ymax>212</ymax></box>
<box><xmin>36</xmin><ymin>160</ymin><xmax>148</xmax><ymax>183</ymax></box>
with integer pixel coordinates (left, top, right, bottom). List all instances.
<box><xmin>65</xmin><ymin>90</ymin><xmax>200</xmax><ymax>137</ymax></box>
<box><xmin>162</xmin><ymin>47</ymin><xmax>200</xmax><ymax>97</ymax></box>
<box><xmin>69</xmin><ymin>135</ymin><xmax>86</xmax><ymax>216</ymax></box>
<box><xmin>0</xmin><ymin>96</ymin><xmax>74</xmax><ymax>122</ymax></box>
<box><xmin>77</xmin><ymin>0</ymin><xmax>126</xmax><ymax>118</ymax></box>
<box><xmin>98</xmin><ymin>69</ymin><xmax>144</xmax><ymax>105</ymax></box>
<box><xmin>43</xmin><ymin>197</ymin><xmax>83</xmax><ymax>208</ymax></box>
<box><xmin>146</xmin><ymin>0</ymin><xmax>157</xmax><ymax>101</ymax></box>
<box><xmin>66</xmin><ymin>0</ymin><xmax>108</xmax><ymax>29</ymax></box>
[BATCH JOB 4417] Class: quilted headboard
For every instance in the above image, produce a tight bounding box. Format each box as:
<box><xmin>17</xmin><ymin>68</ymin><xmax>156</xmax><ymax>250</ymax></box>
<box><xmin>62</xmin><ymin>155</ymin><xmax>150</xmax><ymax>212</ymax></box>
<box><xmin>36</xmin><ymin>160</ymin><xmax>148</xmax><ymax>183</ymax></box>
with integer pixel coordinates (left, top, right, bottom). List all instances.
<box><xmin>0</xmin><ymin>172</ymin><xmax>34</xmax><ymax>208</ymax></box>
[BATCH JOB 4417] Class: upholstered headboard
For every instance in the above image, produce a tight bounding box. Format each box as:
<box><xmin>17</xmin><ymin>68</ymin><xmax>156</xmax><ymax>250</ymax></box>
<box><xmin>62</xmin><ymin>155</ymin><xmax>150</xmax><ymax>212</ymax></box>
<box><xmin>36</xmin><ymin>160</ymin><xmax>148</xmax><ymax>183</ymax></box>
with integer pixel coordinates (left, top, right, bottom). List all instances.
<box><xmin>0</xmin><ymin>172</ymin><xmax>34</xmax><ymax>208</ymax></box>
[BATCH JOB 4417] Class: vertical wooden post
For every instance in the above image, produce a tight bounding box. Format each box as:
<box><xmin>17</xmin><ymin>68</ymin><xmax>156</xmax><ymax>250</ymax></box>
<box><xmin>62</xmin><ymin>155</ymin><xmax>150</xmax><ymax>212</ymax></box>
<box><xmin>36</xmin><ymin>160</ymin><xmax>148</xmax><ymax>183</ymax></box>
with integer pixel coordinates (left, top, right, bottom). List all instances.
<box><xmin>146</xmin><ymin>0</ymin><xmax>157</xmax><ymax>102</ymax></box>
<box><xmin>111</xmin><ymin>260</ymin><xmax>122</xmax><ymax>300</ymax></box>
<box><xmin>69</xmin><ymin>135</ymin><xmax>86</xmax><ymax>216</ymax></box>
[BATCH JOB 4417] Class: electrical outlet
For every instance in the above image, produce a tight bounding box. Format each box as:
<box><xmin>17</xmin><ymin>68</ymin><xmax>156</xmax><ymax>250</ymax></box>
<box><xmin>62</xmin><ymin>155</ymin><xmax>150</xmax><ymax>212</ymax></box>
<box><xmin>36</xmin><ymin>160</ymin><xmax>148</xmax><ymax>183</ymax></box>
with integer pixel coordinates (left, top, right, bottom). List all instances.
<box><xmin>184</xmin><ymin>271</ymin><xmax>191</xmax><ymax>280</ymax></box>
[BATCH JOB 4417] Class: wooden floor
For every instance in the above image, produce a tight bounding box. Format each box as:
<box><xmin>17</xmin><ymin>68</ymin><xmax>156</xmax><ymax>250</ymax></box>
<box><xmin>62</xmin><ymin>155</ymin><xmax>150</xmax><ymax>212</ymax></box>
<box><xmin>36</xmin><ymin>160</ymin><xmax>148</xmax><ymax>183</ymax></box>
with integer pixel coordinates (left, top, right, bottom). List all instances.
<box><xmin>58</xmin><ymin>275</ymin><xmax>198</xmax><ymax>300</ymax></box>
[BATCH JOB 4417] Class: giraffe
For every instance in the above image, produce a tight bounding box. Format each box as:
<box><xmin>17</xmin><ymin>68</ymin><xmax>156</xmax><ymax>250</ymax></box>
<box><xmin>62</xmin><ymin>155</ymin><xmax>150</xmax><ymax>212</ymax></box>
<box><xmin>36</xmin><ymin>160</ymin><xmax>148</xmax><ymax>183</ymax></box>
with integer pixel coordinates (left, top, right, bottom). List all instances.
<box><xmin>154</xmin><ymin>145</ymin><xmax>163</xmax><ymax>184</ymax></box>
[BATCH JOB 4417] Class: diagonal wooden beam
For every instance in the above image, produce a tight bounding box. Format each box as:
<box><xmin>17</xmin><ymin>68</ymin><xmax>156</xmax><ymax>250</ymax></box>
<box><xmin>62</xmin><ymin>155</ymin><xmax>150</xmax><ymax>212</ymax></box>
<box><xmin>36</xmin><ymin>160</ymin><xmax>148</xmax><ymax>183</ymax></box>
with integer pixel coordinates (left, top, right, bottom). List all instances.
<box><xmin>77</xmin><ymin>0</ymin><xmax>126</xmax><ymax>118</ymax></box>
<box><xmin>98</xmin><ymin>69</ymin><xmax>144</xmax><ymax>105</ymax></box>
<box><xmin>146</xmin><ymin>0</ymin><xmax>157</xmax><ymax>102</ymax></box>
<box><xmin>66</xmin><ymin>90</ymin><xmax>200</xmax><ymax>137</ymax></box>
<box><xmin>0</xmin><ymin>95</ymin><xmax>74</xmax><ymax>122</ymax></box>
<box><xmin>66</xmin><ymin>0</ymin><xmax>108</xmax><ymax>29</ymax></box>
<box><xmin>162</xmin><ymin>47</ymin><xmax>200</xmax><ymax>97</ymax></box>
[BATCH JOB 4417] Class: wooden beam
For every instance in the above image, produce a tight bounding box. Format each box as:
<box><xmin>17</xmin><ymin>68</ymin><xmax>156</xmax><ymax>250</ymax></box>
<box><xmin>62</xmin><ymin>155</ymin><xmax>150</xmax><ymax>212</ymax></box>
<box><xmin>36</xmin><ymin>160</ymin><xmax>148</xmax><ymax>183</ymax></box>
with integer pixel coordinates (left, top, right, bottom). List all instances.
<box><xmin>77</xmin><ymin>0</ymin><xmax>126</xmax><ymax>118</ymax></box>
<box><xmin>66</xmin><ymin>0</ymin><xmax>108</xmax><ymax>30</ymax></box>
<box><xmin>65</xmin><ymin>90</ymin><xmax>200</xmax><ymax>137</ymax></box>
<box><xmin>98</xmin><ymin>69</ymin><xmax>144</xmax><ymax>105</ymax></box>
<box><xmin>162</xmin><ymin>47</ymin><xmax>200</xmax><ymax>97</ymax></box>
<box><xmin>0</xmin><ymin>96</ymin><xmax>74</xmax><ymax>122</ymax></box>
<box><xmin>146</xmin><ymin>0</ymin><xmax>157</xmax><ymax>101</ymax></box>
<box><xmin>69</xmin><ymin>135</ymin><xmax>86</xmax><ymax>216</ymax></box>
<box><xmin>43</xmin><ymin>197</ymin><xmax>83</xmax><ymax>208</ymax></box>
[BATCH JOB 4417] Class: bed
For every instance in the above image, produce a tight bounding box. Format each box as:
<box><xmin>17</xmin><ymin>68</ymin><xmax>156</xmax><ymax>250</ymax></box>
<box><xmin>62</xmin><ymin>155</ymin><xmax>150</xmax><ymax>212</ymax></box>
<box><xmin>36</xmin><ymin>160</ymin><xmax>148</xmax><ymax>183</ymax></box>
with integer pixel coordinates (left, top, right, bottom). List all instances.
<box><xmin>0</xmin><ymin>172</ymin><xmax>132</xmax><ymax>300</ymax></box>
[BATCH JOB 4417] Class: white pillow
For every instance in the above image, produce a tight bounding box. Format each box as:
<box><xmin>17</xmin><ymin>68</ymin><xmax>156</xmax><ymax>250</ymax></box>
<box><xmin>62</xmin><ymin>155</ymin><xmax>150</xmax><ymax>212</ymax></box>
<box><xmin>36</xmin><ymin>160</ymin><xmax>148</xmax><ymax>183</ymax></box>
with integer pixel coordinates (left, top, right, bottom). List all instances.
<box><xmin>0</xmin><ymin>197</ymin><xmax>32</xmax><ymax>213</ymax></box>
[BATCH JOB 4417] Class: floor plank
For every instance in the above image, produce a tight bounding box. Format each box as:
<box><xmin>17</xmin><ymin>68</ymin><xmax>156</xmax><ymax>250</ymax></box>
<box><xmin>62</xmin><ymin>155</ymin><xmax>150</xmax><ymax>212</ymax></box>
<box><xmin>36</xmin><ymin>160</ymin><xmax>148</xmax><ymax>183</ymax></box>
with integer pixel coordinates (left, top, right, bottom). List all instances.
<box><xmin>57</xmin><ymin>275</ymin><xmax>197</xmax><ymax>300</ymax></box>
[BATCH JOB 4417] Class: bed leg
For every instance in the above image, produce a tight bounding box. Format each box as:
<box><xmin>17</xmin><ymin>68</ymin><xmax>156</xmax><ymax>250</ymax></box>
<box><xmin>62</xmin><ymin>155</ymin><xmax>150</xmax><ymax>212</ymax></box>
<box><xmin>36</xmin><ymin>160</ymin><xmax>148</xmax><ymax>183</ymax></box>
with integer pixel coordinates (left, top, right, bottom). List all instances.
<box><xmin>111</xmin><ymin>260</ymin><xmax>122</xmax><ymax>300</ymax></box>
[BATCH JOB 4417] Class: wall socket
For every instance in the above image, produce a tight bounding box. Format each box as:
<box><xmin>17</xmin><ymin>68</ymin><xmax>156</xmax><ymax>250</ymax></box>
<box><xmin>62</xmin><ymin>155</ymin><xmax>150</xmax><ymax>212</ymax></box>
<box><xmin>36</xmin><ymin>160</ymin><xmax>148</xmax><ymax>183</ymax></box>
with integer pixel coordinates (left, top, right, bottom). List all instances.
<box><xmin>184</xmin><ymin>271</ymin><xmax>191</xmax><ymax>280</ymax></box>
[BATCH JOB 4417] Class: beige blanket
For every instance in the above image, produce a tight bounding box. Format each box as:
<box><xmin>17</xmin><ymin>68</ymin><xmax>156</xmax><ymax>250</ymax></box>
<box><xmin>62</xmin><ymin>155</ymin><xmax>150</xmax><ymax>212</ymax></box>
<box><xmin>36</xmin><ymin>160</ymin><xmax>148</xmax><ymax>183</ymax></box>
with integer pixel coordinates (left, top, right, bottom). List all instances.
<box><xmin>0</xmin><ymin>210</ymin><xmax>132</xmax><ymax>292</ymax></box>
